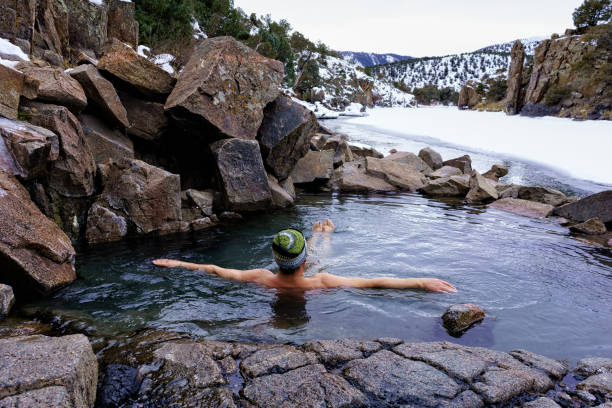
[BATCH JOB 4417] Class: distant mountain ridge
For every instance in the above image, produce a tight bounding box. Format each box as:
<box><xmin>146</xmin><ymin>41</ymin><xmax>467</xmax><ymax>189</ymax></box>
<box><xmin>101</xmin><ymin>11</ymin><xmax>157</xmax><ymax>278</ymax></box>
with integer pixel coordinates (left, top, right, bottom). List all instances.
<box><xmin>369</xmin><ymin>37</ymin><xmax>546</xmax><ymax>92</ymax></box>
<box><xmin>340</xmin><ymin>51</ymin><xmax>413</xmax><ymax>67</ymax></box>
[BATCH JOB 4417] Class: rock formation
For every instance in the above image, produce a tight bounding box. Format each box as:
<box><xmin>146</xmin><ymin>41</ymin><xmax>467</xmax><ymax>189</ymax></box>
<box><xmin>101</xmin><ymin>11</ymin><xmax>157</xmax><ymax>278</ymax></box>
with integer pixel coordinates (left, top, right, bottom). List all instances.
<box><xmin>165</xmin><ymin>36</ymin><xmax>284</xmax><ymax>140</ymax></box>
<box><xmin>458</xmin><ymin>85</ymin><xmax>480</xmax><ymax>109</ymax></box>
<box><xmin>504</xmin><ymin>40</ymin><xmax>525</xmax><ymax>115</ymax></box>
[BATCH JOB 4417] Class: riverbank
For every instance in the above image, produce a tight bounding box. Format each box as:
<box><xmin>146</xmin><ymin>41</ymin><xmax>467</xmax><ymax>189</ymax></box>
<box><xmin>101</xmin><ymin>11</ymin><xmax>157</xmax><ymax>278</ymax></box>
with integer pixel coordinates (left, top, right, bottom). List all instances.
<box><xmin>341</xmin><ymin>106</ymin><xmax>612</xmax><ymax>187</ymax></box>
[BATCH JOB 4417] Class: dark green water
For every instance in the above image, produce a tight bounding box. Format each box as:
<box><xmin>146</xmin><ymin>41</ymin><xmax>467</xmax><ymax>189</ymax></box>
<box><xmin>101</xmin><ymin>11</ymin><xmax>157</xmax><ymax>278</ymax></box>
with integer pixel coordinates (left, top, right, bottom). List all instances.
<box><xmin>23</xmin><ymin>117</ymin><xmax>612</xmax><ymax>363</ymax></box>
<box><xmin>27</xmin><ymin>193</ymin><xmax>612</xmax><ymax>362</ymax></box>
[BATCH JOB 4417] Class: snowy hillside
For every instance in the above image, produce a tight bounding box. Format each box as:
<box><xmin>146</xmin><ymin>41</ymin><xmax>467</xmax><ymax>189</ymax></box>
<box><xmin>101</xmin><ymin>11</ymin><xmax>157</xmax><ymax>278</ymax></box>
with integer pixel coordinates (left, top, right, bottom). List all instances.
<box><xmin>370</xmin><ymin>37</ymin><xmax>545</xmax><ymax>93</ymax></box>
<box><xmin>340</xmin><ymin>51</ymin><xmax>412</xmax><ymax>67</ymax></box>
<box><xmin>475</xmin><ymin>37</ymin><xmax>545</xmax><ymax>56</ymax></box>
<box><xmin>374</xmin><ymin>52</ymin><xmax>510</xmax><ymax>91</ymax></box>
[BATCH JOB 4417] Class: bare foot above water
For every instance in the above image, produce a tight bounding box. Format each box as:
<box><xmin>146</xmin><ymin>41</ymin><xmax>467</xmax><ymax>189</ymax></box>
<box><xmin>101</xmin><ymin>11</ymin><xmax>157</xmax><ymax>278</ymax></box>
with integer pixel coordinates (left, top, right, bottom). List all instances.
<box><xmin>312</xmin><ymin>219</ymin><xmax>335</xmax><ymax>233</ymax></box>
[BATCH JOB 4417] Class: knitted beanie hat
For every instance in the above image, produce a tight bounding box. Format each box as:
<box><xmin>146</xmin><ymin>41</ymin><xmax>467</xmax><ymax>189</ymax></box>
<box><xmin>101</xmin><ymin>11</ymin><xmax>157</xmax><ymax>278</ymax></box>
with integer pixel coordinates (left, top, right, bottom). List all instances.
<box><xmin>272</xmin><ymin>229</ymin><xmax>307</xmax><ymax>270</ymax></box>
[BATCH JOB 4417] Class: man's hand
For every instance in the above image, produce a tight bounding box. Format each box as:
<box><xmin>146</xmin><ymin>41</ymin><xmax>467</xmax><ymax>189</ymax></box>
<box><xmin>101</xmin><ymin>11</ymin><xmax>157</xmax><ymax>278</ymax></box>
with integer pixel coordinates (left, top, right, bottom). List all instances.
<box><xmin>153</xmin><ymin>259</ymin><xmax>182</xmax><ymax>268</ymax></box>
<box><xmin>420</xmin><ymin>278</ymin><xmax>457</xmax><ymax>293</ymax></box>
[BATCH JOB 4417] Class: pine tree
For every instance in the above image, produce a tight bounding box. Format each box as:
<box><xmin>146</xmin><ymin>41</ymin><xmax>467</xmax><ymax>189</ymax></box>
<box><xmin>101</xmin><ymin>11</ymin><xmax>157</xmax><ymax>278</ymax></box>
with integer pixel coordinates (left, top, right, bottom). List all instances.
<box><xmin>573</xmin><ymin>0</ymin><xmax>612</xmax><ymax>28</ymax></box>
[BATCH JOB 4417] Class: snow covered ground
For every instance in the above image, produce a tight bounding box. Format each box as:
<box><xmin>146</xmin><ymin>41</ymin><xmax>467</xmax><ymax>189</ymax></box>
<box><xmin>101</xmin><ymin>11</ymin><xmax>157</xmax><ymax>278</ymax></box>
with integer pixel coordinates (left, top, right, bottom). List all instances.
<box><xmin>347</xmin><ymin>107</ymin><xmax>612</xmax><ymax>186</ymax></box>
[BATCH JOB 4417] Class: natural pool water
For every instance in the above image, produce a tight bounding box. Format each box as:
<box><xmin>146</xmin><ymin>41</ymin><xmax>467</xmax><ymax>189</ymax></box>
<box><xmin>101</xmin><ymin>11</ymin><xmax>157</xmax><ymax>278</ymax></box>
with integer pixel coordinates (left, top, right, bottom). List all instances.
<box><xmin>24</xmin><ymin>113</ymin><xmax>612</xmax><ymax>364</ymax></box>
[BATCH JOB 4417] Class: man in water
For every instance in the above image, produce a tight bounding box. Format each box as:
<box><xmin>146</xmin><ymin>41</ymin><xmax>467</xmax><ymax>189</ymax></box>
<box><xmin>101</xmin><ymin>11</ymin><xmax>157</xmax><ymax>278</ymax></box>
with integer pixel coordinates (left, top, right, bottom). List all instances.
<box><xmin>153</xmin><ymin>219</ymin><xmax>457</xmax><ymax>293</ymax></box>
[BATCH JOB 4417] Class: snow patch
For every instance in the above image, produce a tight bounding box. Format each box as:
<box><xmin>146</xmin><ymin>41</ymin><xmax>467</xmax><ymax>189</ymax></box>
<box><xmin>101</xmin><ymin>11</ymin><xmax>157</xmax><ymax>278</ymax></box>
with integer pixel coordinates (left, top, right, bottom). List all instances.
<box><xmin>192</xmin><ymin>20</ymin><xmax>207</xmax><ymax>39</ymax></box>
<box><xmin>88</xmin><ymin>0</ymin><xmax>104</xmax><ymax>6</ymax></box>
<box><xmin>0</xmin><ymin>37</ymin><xmax>29</xmax><ymax>61</ymax></box>
<box><xmin>350</xmin><ymin>107</ymin><xmax>612</xmax><ymax>185</ymax></box>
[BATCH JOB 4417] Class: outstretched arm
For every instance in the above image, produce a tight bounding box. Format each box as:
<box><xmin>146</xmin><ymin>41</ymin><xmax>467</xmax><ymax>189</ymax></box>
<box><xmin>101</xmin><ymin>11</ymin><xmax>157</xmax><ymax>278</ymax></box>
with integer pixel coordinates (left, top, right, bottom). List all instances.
<box><xmin>152</xmin><ymin>259</ymin><xmax>272</xmax><ymax>283</ymax></box>
<box><xmin>319</xmin><ymin>273</ymin><xmax>457</xmax><ymax>293</ymax></box>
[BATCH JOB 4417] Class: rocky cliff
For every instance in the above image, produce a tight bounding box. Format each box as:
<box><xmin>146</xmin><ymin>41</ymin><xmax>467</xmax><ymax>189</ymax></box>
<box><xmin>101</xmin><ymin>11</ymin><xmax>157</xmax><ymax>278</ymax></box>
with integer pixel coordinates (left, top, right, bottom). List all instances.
<box><xmin>461</xmin><ymin>23</ymin><xmax>611</xmax><ymax>120</ymax></box>
<box><xmin>0</xmin><ymin>0</ymin><xmax>318</xmax><ymax>297</ymax></box>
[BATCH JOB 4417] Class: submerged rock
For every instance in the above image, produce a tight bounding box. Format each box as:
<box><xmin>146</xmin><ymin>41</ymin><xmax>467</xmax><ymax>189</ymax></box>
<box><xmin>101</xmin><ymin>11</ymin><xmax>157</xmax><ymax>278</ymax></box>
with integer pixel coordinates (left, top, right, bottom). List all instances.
<box><xmin>0</xmin><ymin>169</ymin><xmax>76</xmax><ymax>295</ymax></box>
<box><xmin>258</xmin><ymin>95</ymin><xmax>317</xmax><ymax>180</ymax></box>
<box><xmin>0</xmin><ymin>284</ymin><xmax>15</xmax><ymax>318</ymax></box>
<box><xmin>489</xmin><ymin>198</ymin><xmax>554</xmax><ymax>219</ymax></box>
<box><xmin>165</xmin><ymin>36</ymin><xmax>283</xmax><ymax>140</ymax></box>
<box><xmin>554</xmin><ymin>190</ymin><xmax>612</xmax><ymax>223</ymax></box>
<box><xmin>569</xmin><ymin>218</ymin><xmax>607</xmax><ymax>235</ymax></box>
<box><xmin>0</xmin><ymin>334</ymin><xmax>97</xmax><ymax>407</ymax></box>
<box><xmin>211</xmin><ymin>138</ymin><xmax>272</xmax><ymax>211</ymax></box>
<box><xmin>96</xmin><ymin>364</ymin><xmax>140</xmax><ymax>408</ymax></box>
<box><xmin>442</xmin><ymin>303</ymin><xmax>486</xmax><ymax>335</ymax></box>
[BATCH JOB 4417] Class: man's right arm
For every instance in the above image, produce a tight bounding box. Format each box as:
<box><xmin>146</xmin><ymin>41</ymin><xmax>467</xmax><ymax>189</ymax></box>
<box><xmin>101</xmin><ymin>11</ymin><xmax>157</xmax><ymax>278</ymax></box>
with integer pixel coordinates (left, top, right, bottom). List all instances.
<box><xmin>152</xmin><ymin>259</ymin><xmax>272</xmax><ymax>283</ymax></box>
<box><xmin>319</xmin><ymin>273</ymin><xmax>457</xmax><ymax>293</ymax></box>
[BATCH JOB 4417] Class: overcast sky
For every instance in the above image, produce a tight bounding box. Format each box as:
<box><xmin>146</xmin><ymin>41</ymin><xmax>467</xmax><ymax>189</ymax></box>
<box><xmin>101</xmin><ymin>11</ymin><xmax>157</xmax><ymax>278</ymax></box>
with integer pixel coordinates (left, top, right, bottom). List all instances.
<box><xmin>233</xmin><ymin>0</ymin><xmax>583</xmax><ymax>57</ymax></box>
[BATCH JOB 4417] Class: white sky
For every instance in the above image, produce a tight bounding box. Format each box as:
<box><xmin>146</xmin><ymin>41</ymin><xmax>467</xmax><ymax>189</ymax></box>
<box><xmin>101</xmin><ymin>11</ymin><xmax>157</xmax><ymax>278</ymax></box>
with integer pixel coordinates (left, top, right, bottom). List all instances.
<box><xmin>233</xmin><ymin>0</ymin><xmax>583</xmax><ymax>57</ymax></box>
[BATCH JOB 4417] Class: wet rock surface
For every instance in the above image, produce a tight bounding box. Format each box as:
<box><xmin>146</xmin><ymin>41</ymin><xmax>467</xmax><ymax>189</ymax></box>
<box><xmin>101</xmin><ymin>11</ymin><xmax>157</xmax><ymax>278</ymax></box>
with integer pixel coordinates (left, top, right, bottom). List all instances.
<box><xmin>569</xmin><ymin>218</ymin><xmax>607</xmax><ymax>235</ymax></box>
<box><xmin>83</xmin><ymin>331</ymin><xmax>610</xmax><ymax>408</ymax></box>
<box><xmin>419</xmin><ymin>174</ymin><xmax>470</xmax><ymax>197</ymax></box>
<box><xmin>554</xmin><ymin>190</ymin><xmax>612</xmax><ymax>224</ymax></box>
<box><xmin>489</xmin><ymin>198</ymin><xmax>555</xmax><ymax>219</ymax></box>
<box><xmin>442</xmin><ymin>303</ymin><xmax>486</xmax><ymax>335</ymax></box>
<box><xmin>0</xmin><ymin>334</ymin><xmax>97</xmax><ymax>407</ymax></box>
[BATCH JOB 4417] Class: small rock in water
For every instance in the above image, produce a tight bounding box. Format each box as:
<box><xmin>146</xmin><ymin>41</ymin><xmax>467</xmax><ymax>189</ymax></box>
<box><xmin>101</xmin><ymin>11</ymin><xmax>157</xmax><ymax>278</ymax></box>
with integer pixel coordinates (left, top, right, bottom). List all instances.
<box><xmin>442</xmin><ymin>303</ymin><xmax>485</xmax><ymax>335</ymax></box>
<box><xmin>0</xmin><ymin>284</ymin><xmax>15</xmax><ymax>318</ymax></box>
<box><xmin>96</xmin><ymin>364</ymin><xmax>140</xmax><ymax>408</ymax></box>
<box><xmin>569</xmin><ymin>218</ymin><xmax>607</xmax><ymax>235</ymax></box>
<box><xmin>390</xmin><ymin>148</ymin><xmax>397</xmax><ymax>154</ymax></box>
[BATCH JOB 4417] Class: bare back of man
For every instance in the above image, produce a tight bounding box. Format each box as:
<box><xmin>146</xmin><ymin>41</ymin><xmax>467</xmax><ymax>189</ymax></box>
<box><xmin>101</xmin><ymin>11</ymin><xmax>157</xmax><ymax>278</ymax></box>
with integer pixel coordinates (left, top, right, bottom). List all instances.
<box><xmin>153</xmin><ymin>219</ymin><xmax>457</xmax><ymax>293</ymax></box>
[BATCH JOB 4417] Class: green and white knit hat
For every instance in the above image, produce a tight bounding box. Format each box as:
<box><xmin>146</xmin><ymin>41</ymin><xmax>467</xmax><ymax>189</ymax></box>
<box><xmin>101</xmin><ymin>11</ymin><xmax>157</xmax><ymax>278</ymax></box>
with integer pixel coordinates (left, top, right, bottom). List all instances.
<box><xmin>272</xmin><ymin>229</ymin><xmax>307</xmax><ymax>270</ymax></box>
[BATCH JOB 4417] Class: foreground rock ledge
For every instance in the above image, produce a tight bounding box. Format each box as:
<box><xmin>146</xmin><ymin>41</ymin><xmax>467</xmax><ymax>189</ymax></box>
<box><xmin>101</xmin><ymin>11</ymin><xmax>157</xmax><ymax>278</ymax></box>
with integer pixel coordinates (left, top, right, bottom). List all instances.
<box><xmin>87</xmin><ymin>330</ymin><xmax>612</xmax><ymax>408</ymax></box>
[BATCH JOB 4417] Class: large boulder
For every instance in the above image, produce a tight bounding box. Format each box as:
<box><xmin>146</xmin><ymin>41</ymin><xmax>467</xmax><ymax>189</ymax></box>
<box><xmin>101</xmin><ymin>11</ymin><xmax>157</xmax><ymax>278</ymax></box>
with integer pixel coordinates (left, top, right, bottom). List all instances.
<box><xmin>419</xmin><ymin>175</ymin><xmax>470</xmax><ymax>197</ymax></box>
<box><xmin>443</xmin><ymin>154</ymin><xmax>472</xmax><ymax>174</ymax></box>
<box><xmin>165</xmin><ymin>36</ymin><xmax>283</xmax><ymax>140</ymax></box>
<box><xmin>268</xmin><ymin>173</ymin><xmax>295</xmax><ymax>209</ymax></box>
<box><xmin>211</xmin><ymin>138</ymin><xmax>272</xmax><ymax>211</ymax></box>
<box><xmin>98</xmin><ymin>39</ymin><xmax>175</xmax><ymax>99</ymax></box>
<box><xmin>117</xmin><ymin>90</ymin><xmax>168</xmax><ymax>142</ymax></box>
<box><xmin>0</xmin><ymin>65</ymin><xmax>25</xmax><ymax>119</ymax></box>
<box><xmin>366</xmin><ymin>157</ymin><xmax>427</xmax><ymax>191</ymax></box>
<box><xmin>65</xmin><ymin>0</ymin><xmax>108</xmax><ymax>57</ymax></box>
<box><xmin>0</xmin><ymin>116</ymin><xmax>57</xmax><ymax>180</ymax></box>
<box><xmin>0</xmin><ymin>0</ymin><xmax>36</xmax><ymax>55</ymax></box>
<box><xmin>20</xmin><ymin>101</ymin><xmax>96</xmax><ymax>197</ymax></box>
<box><xmin>85</xmin><ymin>202</ymin><xmax>128</xmax><ymax>244</ymax></box>
<box><xmin>79</xmin><ymin>114</ymin><xmax>134</xmax><ymax>163</ymax></box>
<box><xmin>0</xmin><ymin>169</ymin><xmax>76</xmax><ymax>294</ymax></box>
<box><xmin>70</xmin><ymin>64</ymin><xmax>129</xmax><ymax>130</ymax></box>
<box><xmin>86</xmin><ymin>158</ymin><xmax>182</xmax><ymax>243</ymax></box>
<box><xmin>257</xmin><ymin>95</ymin><xmax>317</xmax><ymax>180</ymax></box>
<box><xmin>383</xmin><ymin>151</ymin><xmax>432</xmax><ymax>174</ymax></box>
<box><xmin>16</xmin><ymin>63</ymin><xmax>87</xmax><ymax>113</ymax></box>
<box><xmin>554</xmin><ymin>190</ymin><xmax>612</xmax><ymax>223</ymax></box>
<box><xmin>333</xmin><ymin>161</ymin><xmax>397</xmax><ymax>193</ymax></box>
<box><xmin>418</xmin><ymin>147</ymin><xmax>443</xmax><ymax>170</ymax></box>
<box><xmin>458</xmin><ymin>85</ymin><xmax>480</xmax><ymax>109</ymax></box>
<box><xmin>0</xmin><ymin>334</ymin><xmax>97</xmax><ymax>407</ymax></box>
<box><xmin>106</xmin><ymin>0</ymin><xmax>138</xmax><ymax>48</ymax></box>
<box><xmin>333</xmin><ymin>141</ymin><xmax>354</xmax><ymax>168</ymax></box>
<box><xmin>489</xmin><ymin>198</ymin><xmax>554</xmax><ymax>219</ymax></box>
<box><xmin>504</xmin><ymin>40</ymin><xmax>525</xmax><ymax>115</ymax></box>
<box><xmin>290</xmin><ymin>150</ymin><xmax>334</xmax><ymax>186</ymax></box>
<box><xmin>466</xmin><ymin>171</ymin><xmax>499</xmax><ymax>203</ymax></box>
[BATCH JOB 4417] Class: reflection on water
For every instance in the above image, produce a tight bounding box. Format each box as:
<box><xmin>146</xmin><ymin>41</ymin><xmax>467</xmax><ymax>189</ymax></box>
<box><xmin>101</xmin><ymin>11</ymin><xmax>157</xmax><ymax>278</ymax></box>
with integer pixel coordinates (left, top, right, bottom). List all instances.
<box><xmin>24</xmin><ymin>192</ymin><xmax>612</xmax><ymax>363</ymax></box>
